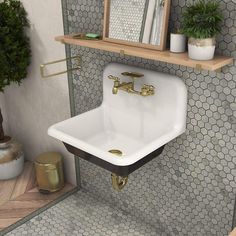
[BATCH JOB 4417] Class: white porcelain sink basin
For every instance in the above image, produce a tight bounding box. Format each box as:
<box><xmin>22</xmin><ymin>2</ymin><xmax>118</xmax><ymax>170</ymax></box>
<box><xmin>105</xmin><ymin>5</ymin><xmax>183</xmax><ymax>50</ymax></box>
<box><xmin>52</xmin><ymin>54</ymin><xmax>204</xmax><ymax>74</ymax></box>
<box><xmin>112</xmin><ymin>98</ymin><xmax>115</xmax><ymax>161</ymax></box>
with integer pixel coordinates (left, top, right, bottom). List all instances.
<box><xmin>48</xmin><ymin>63</ymin><xmax>187</xmax><ymax>168</ymax></box>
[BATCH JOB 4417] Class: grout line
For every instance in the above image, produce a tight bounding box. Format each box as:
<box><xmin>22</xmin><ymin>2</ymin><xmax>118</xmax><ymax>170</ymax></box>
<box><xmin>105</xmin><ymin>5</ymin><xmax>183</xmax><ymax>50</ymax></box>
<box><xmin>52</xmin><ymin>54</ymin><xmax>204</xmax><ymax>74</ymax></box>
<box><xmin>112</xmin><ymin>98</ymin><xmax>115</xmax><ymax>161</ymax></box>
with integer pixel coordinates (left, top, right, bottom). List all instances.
<box><xmin>60</xmin><ymin>0</ymin><xmax>81</xmax><ymax>188</ymax></box>
<box><xmin>9</xmin><ymin>177</ymin><xmax>17</xmax><ymax>202</ymax></box>
<box><xmin>232</xmin><ymin>196</ymin><xmax>236</xmax><ymax>230</ymax></box>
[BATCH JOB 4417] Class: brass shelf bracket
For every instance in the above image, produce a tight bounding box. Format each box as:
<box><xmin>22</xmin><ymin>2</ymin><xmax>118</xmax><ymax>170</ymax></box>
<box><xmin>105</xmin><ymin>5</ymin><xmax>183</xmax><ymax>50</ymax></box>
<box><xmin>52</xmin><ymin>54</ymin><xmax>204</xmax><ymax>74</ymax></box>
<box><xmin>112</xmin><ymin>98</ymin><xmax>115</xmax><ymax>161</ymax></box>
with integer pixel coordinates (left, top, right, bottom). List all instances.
<box><xmin>195</xmin><ymin>64</ymin><xmax>202</xmax><ymax>71</ymax></box>
<box><xmin>40</xmin><ymin>56</ymin><xmax>81</xmax><ymax>79</ymax></box>
<box><xmin>120</xmin><ymin>50</ymin><xmax>125</xmax><ymax>56</ymax></box>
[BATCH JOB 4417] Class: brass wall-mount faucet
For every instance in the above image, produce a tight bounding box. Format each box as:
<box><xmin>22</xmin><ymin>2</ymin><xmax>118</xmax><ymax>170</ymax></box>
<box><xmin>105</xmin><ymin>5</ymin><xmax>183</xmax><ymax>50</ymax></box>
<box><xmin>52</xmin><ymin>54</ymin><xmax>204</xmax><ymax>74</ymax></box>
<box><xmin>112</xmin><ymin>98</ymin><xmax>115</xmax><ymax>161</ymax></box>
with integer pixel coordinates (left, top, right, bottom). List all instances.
<box><xmin>108</xmin><ymin>72</ymin><xmax>155</xmax><ymax>97</ymax></box>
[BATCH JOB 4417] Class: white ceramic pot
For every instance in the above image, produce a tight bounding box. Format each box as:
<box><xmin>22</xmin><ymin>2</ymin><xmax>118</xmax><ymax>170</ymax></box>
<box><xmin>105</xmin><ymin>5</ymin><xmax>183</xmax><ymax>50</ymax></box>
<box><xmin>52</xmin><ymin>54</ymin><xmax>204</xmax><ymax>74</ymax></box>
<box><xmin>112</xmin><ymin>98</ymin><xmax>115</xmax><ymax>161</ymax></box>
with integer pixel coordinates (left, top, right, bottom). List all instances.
<box><xmin>0</xmin><ymin>152</ymin><xmax>24</xmax><ymax>180</ymax></box>
<box><xmin>0</xmin><ymin>139</ymin><xmax>24</xmax><ymax>180</ymax></box>
<box><xmin>188</xmin><ymin>37</ymin><xmax>216</xmax><ymax>60</ymax></box>
<box><xmin>170</xmin><ymin>33</ymin><xmax>186</xmax><ymax>53</ymax></box>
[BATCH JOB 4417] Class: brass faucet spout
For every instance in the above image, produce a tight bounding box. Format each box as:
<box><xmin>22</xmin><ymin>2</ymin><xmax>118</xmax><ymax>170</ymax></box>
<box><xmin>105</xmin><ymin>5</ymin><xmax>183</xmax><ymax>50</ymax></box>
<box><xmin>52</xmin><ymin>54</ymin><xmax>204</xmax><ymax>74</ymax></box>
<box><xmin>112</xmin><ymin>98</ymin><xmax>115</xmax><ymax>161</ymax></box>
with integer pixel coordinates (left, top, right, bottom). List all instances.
<box><xmin>112</xmin><ymin>87</ymin><xmax>118</xmax><ymax>94</ymax></box>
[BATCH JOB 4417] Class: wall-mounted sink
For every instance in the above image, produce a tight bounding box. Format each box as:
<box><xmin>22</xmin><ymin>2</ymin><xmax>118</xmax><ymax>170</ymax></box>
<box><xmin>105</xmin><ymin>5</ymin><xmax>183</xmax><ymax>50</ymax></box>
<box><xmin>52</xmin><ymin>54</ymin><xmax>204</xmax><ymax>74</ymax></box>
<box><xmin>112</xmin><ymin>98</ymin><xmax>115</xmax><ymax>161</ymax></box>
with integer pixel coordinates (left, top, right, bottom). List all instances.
<box><xmin>48</xmin><ymin>63</ymin><xmax>187</xmax><ymax>177</ymax></box>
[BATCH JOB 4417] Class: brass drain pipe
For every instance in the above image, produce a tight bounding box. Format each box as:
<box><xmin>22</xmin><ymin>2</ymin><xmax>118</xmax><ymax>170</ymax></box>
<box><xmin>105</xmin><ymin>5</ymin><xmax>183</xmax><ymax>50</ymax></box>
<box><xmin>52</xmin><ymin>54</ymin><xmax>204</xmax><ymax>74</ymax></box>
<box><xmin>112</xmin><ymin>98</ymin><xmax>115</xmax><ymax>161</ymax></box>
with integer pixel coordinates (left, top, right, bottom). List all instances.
<box><xmin>108</xmin><ymin>149</ymin><xmax>128</xmax><ymax>191</ymax></box>
<box><xmin>111</xmin><ymin>174</ymin><xmax>128</xmax><ymax>191</ymax></box>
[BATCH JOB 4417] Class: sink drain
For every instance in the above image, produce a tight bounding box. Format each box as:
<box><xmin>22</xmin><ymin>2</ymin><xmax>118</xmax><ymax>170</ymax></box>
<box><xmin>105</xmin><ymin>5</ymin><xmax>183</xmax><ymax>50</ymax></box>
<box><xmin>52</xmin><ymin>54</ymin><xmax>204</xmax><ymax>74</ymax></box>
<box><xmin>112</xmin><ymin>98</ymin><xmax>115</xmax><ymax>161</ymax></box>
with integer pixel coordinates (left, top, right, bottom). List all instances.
<box><xmin>108</xmin><ymin>149</ymin><xmax>123</xmax><ymax>157</ymax></box>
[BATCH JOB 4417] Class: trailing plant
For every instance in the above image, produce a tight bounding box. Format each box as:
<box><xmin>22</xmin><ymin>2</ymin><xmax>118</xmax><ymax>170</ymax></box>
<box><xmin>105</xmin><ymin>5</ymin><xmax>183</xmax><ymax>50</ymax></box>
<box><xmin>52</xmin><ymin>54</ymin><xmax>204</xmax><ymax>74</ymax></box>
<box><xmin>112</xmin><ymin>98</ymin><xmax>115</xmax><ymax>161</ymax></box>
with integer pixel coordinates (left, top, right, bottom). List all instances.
<box><xmin>0</xmin><ymin>0</ymin><xmax>31</xmax><ymax>92</ymax></box>
<box><xmin>182</xmin><ymin>0</ymin><xmax>223</xmax><ymax>39</ymax></box>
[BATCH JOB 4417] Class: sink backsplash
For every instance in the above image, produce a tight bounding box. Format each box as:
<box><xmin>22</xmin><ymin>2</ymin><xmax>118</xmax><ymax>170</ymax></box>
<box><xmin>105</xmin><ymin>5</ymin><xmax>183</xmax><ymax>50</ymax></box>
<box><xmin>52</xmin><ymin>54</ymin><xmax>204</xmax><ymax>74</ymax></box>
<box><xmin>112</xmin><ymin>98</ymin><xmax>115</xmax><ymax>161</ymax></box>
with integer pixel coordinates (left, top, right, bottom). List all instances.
<box><xmin>62</xmin><ymin>0</ymin><xmax>236</xmax><ymax>235</ymax></box>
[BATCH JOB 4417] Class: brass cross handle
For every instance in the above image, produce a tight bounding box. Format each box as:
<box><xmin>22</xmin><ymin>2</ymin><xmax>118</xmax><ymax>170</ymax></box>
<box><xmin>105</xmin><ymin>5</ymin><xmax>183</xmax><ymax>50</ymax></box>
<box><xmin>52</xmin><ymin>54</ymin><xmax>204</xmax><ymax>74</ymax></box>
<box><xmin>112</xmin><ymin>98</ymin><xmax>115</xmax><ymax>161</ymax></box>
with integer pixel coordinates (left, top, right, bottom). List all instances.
<box><xmin>108</xmin><ymin>75</ymin><xmax>120</xmax><ymax>82</ymax></box>
<box><xmin>141</xmin><ymin>84</ymin><xmax>155</xmax><ymax>96</ymax></box>
<box><xmin>143</xmin><ymin>84</ymin><xmax>155</xmax><ymax>90</ymax></box>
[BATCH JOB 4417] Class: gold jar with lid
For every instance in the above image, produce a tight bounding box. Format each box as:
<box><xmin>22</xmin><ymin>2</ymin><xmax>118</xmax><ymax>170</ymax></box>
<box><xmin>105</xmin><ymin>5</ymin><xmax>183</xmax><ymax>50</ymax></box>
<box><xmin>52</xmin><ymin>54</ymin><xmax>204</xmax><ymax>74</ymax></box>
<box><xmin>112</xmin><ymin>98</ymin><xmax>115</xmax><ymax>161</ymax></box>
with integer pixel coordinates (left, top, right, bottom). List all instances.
<box><xmin>35</xmin><ymin>152</ymin><xmax>64</xmax><ymax>193</ymax></box>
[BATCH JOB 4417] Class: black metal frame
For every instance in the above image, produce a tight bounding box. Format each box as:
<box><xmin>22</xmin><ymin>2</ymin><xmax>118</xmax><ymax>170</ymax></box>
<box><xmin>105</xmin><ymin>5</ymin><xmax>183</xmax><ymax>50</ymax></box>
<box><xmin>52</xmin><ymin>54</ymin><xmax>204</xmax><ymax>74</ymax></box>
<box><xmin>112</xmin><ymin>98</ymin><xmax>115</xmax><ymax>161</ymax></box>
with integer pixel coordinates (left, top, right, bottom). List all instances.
<box><xmin>64</xmin><ymin>143</ymin><xmax>165</xmax><ymax>176</ymax></box>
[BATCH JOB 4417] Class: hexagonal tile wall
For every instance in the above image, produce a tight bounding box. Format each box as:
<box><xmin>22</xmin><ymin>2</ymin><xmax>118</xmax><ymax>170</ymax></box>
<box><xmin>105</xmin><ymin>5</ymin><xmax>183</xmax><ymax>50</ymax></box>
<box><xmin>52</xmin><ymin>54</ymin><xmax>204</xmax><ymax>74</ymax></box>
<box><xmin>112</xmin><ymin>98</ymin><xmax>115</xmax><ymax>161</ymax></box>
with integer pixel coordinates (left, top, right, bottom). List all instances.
<box><xmin>63</xmin><ymin>0</ymin><xmax>235</xmax><ymax>236</ymax></box>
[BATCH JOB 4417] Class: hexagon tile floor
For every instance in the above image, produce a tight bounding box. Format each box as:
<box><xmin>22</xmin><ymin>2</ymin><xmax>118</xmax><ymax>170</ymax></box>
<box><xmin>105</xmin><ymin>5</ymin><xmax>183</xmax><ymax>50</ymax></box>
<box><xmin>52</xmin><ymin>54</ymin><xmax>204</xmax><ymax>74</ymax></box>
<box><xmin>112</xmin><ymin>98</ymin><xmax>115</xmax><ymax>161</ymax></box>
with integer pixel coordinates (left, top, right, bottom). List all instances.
<box><xmin>5</xmin><ymin>189</ymin><xmax>169</xmax><ymax>236</ymax></box>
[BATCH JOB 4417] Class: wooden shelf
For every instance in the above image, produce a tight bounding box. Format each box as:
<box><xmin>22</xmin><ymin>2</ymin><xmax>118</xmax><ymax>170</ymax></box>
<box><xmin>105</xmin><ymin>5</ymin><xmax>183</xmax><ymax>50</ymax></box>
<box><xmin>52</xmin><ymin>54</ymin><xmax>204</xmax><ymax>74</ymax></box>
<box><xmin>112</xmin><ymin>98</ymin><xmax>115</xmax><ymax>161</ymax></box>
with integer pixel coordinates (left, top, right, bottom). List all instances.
<box><xmin>56</xmin><ymin>35</ymin><xmax>233</xmax><ymax>71</ymax></box>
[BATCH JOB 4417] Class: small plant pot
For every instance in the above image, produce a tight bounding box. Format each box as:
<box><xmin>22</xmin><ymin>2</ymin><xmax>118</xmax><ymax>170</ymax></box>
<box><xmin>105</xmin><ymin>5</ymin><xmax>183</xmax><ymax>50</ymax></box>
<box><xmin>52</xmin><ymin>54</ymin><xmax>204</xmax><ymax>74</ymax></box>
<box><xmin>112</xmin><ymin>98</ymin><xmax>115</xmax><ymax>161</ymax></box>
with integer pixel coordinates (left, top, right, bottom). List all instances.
<box><xmin>170</xmin><ymin>33</ymin><xmax>186</xmax><ymax>53</ymax></box>
<box><xmin>188</xmin><ymin>37</ymin><xmax>216</xmax><ymax>60</ymax></box>
<box><xmin>0</xmin><ymin>139</ymin><xmax>24</xmax><ymax>180</ymax></box>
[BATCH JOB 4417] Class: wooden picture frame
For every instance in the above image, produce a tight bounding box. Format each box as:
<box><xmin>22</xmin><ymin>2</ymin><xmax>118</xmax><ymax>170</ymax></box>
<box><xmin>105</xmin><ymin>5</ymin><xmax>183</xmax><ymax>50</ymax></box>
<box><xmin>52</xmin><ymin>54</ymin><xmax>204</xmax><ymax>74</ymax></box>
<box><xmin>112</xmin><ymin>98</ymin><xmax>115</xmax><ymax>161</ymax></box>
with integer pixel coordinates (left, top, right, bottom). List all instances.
<box><xmin>103</xmin><ymin>0</ymin><xmax>171</xmax><ymax>51</ymax></box>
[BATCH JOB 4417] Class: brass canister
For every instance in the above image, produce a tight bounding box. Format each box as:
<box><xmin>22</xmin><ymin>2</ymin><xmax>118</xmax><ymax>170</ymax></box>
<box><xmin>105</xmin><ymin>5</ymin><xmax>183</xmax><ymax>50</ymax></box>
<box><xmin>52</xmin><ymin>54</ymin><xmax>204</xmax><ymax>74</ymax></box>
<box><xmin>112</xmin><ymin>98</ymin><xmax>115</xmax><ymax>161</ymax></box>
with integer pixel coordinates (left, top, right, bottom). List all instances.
<box><xmin>35</xmin><ymin>152</ymin><xmax>64</xmax><ymax>194</ymax></box>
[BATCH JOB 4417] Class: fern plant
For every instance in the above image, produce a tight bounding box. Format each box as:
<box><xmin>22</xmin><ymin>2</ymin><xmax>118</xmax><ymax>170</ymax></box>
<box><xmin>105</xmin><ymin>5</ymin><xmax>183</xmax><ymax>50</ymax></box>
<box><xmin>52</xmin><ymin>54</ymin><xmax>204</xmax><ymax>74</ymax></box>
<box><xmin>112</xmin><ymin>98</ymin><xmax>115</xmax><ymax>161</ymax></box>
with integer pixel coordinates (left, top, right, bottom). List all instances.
<box><xmin>0</xmin><ymin>0</ymin><xmax>31</xmax><ymax>92</ymax></box>
<box><xmin>182</xmin><ymin>0</ymin><xmax>223</xmax><ymax>39</ymax></box>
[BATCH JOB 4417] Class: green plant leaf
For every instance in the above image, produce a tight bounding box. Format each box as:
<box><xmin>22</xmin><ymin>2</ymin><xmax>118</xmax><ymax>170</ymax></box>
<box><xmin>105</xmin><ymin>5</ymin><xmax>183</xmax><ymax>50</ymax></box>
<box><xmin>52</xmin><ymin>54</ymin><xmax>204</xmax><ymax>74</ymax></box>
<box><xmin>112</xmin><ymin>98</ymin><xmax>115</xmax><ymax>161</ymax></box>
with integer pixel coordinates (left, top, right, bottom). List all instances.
<box><xmin>182</xmin><ymin>0</ymin><xmax>223</xmax><ymax>39</ymax></box>
<box><xmin>0</xmin><ymin>0</ymin><xmax>31</xmax><ymax>92</ymax></box>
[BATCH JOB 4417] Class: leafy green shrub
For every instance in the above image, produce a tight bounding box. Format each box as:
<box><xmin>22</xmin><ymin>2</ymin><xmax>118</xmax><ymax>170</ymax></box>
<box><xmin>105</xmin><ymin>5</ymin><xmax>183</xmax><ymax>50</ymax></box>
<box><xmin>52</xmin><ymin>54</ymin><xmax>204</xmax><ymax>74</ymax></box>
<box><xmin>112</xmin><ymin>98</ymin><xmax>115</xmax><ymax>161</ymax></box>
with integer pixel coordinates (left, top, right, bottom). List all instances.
<box><xmin>182</xmin><ymin>0</ymin><xmax>223</xmax><ymax>39</ymax></box>
<box><xmin>0</xmin><ymin>0</ymin><xmax>31</xmax><ymax>92</ymax></box>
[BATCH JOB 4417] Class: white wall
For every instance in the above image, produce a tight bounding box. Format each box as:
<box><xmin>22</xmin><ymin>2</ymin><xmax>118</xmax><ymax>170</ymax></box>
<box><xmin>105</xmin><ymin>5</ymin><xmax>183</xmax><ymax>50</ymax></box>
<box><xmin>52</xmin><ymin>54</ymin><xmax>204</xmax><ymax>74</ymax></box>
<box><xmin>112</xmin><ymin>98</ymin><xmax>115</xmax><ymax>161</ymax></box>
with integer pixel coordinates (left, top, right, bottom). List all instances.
<box><xmin>4</xmin><ymin>0</ymin><xmax>76</xmax><ymax>185</ymax></box>
<box><xmin>0</xmin><ymin>93</ymin><xmax>8</xmax><ymax>134</ymax></box>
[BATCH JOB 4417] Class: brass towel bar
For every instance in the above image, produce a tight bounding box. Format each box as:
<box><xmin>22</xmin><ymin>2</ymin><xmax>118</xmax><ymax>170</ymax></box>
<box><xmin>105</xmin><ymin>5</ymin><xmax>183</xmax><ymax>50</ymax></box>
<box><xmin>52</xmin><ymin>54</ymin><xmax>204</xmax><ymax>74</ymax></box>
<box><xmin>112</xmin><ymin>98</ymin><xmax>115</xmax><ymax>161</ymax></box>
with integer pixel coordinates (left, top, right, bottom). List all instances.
<box><xmin>40</xmin><ymin>56</ymin><xmax>81</xmax><ymax>79</ymax></box>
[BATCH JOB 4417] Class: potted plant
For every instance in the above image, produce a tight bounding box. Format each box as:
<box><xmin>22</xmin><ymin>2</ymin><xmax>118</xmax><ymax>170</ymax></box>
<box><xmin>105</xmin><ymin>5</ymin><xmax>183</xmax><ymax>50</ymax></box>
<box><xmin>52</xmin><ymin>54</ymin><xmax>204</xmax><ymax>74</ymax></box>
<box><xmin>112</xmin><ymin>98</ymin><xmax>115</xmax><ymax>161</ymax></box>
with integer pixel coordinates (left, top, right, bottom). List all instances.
<box><xmin>182</xmin><ymin>0</ymin><xmax>223</xmax><ymax>60</ymax></box>
<box><xmin>170</xmin><ymin>28</ymin><xmax>186</xmax><ymax>53</ymax></box>
<box><xmin>0</xmin><ymin>0</ymin><xmax>31</xmax><ymax>179</ymax></box>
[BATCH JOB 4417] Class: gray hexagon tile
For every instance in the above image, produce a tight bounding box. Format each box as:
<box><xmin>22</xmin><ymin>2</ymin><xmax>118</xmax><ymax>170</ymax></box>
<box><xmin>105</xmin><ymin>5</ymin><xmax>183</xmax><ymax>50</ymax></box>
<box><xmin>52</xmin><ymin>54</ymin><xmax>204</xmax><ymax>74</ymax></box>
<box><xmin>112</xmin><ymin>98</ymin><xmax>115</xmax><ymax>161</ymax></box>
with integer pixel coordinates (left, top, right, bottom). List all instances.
<box><xmin>6</xmin><ymin>190</ymin><xmax>167</xmax><ymax>236</ymax></box>
<box><xmin>60</xmin><ymin>0</ymin><xmax>236</xmax><ymax>236</ymax></box>
<box><xmin>109</xmin><ymin>0</ymin><xmax>146</xmax><ymax>42</ymax></box>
